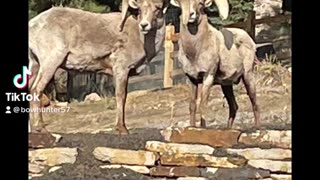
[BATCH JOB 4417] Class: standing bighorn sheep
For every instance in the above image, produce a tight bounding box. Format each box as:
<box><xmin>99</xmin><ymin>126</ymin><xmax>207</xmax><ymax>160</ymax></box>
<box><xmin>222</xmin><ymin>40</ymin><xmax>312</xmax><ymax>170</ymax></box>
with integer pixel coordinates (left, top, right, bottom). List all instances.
<box><xmin>28</xmin><ymin>0</ymin><xmax>169</xmax><ymax>134</ymax></box>
<box><xmin>170</xmin><ymin>0</ymin><xmax>260</xmax><ymax>128</ymax></box>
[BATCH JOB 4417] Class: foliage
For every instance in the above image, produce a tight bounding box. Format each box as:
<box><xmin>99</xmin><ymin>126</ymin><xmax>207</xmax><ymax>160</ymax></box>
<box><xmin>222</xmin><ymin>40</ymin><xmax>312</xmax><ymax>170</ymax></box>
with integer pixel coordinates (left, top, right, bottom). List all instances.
<box><xmin>29</xmin><ymin>0</ymin><xmax>254</xmax><ymax>28</ymax></box>
<box><xmin>28</xmin><ymin>0</ymin><xmax>121</xmax><ymax>20</ymax></box>
<box><xmin>207</xmin><ymin>0</ymin><xmax>254</xmax><ymax>28</ymax></box>
<box><xmin>254</xmin><ymin>54</ymin><xmax>291</xmax><ymax>91</ymax></box>
<box><xmin>29</xmin><ymin>0</ymin><xmax>37</xmax><ymax>19</ymax></box>
<box><xmin>79</xmin><ymin>1</ymin><xmax>107</xmax><ymax>13</ymax></box>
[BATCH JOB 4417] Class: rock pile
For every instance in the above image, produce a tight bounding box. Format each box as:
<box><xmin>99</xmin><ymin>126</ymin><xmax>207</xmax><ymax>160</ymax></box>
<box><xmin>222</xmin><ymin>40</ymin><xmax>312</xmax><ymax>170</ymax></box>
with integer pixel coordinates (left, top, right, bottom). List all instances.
<box><xmin>29</xmin><ymin>128</ymin><xmax>291</xmax><ymax>179</ymax></box>
<box><xmin>93</xmin><ymin>128</ymin><xmax>291</xmax><ymax>179</ymax></box>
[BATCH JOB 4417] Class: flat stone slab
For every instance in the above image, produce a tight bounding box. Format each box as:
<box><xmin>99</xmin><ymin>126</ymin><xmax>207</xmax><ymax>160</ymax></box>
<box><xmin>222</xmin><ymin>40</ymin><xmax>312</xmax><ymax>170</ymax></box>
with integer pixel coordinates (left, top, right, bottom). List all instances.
<box><xmin>160</xmin><ymin>153</ymin><xmax>241</xmax><ymax>168</ymax></box>
<box><xmin>150</xmin><ymin>166</ymin><xmax>201</xmax><ymax>177</ymax></box>
<box><xmin>29</xmin><ymin>133</ymin><xmax>56</xmax><ymax>148</ymax></box>
<box><xmin>100</xmin><ymin>165</ymin><xmax>150</xmax><ymax>174</ymax></box>
<box><xmin>248</xmin><ymin>159</ymin><xmax>291</xmax><ymax>173</ymax></box>
<box><xmin>145</xmin><ymin>141</ymin><xmax>214</xmax><ymax>155</ymax></box>
<box><xmin>239</xmin><ymin>130</ymin><xmax>291</xmax><ymax>149</ymax></box>
<box><xmin>177</xmin><ymin>178</ymin><xmax>208</xmax><ymax>180</ymax></box>
<box><xmin>93</xmin><ymin>147</ymin><xmax>159</xmax><ymax>166</ymax></box>
<box><xmin>201</xmin><ymin>167</ymin><xmax>270</xmax><ymax>179</ymax></box>
<box><xmin>161</xmin><ymin>127</ymin><xmax>241</xmax><ymax>148</ymax></box>
<box><xmin>271</xmin><ymin>174</ymin><xmax>292</xmax><ymax>180</ymax></box>
<box><xmin>29</xmin><ymin>147</ymin><xmax>78</xmax><ymax>167</ymax></box>
<box><xmin>226</xmin><ymin>148</ymin><xmax>291</xmax><ymax>160</ymax></box>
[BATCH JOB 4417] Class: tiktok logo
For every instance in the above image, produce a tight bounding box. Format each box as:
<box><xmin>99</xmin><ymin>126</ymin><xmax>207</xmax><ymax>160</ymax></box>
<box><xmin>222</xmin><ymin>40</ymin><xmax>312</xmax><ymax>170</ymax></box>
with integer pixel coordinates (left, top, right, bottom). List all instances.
<box><xmin>13</xmin><ymin>66</ymin><xmax>32</xmax><ymax>89</ymax></box>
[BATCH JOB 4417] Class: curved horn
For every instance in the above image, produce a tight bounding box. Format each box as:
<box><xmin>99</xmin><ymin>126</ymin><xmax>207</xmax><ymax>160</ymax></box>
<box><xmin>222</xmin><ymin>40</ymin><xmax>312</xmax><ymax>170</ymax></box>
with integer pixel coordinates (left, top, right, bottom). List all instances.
<box><xmin>213</xmin><ymin>0</ymin><xmax>229</xmax><ymax>20</ymax></box>
<box><xmin>180</xmin><ymin>0</ymin><xmax>190</xmax><ymax>25</ymax></box>
<box><xmin>119</xmin><ymin>0</ymin><xmax>129</xmax><ymax>32</ymax></box>
<box><xmin>170</xmin><ymin>0</ymin><xmax>180</xmax><ymax>7</ymax></box>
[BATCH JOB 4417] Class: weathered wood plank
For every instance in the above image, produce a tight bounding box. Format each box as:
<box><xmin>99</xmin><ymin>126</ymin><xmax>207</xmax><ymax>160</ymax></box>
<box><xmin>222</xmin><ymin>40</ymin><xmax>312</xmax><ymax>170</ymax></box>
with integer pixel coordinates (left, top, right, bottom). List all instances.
<box><xmin>129</xmin><ymin>73</ymin><xmax>163</xmax><ymax>84</ymax></box>
<box><xmin>164</xmin><ymin>25</ymin><xmax>175</xmax><ymax>88</ymax></box>
<box><xmin>254</xmin><ymin>14</ymin><xmax>291</xmax><ymax>25</ymax></box>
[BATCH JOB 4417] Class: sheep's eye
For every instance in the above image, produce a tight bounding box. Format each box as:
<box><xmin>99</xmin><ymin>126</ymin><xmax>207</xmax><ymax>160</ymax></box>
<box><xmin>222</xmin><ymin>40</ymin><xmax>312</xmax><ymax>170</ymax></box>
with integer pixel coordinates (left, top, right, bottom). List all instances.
<box><xmin>154</xmin><ymin>6</ymin><xmax>161</xmax><ymax>13</ymax></box>
<box><xmin>199</xmin><ymin>0</ymin><xmax>205</xmax><ymax>5</ymax></box>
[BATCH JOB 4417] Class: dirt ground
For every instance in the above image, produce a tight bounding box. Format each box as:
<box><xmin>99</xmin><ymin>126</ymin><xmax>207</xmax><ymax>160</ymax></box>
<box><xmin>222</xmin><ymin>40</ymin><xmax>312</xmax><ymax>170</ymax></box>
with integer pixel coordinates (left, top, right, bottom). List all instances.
<box><xmin>33</xmin><ymin>61</ymin><xmax>291</xmax><ymax>180</ymax></box>
<box><xmin>43</xmin><ymin>61</ymin><xmax>291</xmax><ymax>134</ymax></box>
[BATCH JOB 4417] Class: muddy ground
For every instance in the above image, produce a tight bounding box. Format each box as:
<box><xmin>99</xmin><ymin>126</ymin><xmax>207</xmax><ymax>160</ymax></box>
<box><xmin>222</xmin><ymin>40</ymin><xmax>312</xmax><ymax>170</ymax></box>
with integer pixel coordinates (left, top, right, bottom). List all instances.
<box><xmin>33</xmin><ymin>62</ymin><xmax>291</xmax><ymax>180</ymax></box>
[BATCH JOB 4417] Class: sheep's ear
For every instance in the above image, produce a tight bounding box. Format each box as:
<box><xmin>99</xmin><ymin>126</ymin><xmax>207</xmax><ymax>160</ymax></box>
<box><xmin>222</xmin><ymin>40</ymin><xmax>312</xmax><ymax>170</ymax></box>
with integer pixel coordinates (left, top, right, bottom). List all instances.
<box><xmin>163</xmin><ymin>0</ymin><xmax>170</xmax><ymax>14</ymax></box>
<box><xmin>170</xmin><ymin>0</ymin><xmax>180</xmax><ymax>7</ymax></box>
<box><xmin>128</xmin><ymin>0</ymin><xmax>139</xmax><ymax>9</ymax></box>
<box><xmin>203</xmin><ymin>0</ymin><xmax>213</xmax><ymax>7</ymax></box>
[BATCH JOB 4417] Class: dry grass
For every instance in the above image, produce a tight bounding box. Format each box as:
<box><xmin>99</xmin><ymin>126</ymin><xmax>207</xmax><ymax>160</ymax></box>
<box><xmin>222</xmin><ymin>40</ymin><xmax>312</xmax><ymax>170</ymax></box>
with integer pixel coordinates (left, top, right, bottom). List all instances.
<box><xmin>254</xmin><ymin>54</ymin><xmax>291</xmax><ymax>94</ymax></box>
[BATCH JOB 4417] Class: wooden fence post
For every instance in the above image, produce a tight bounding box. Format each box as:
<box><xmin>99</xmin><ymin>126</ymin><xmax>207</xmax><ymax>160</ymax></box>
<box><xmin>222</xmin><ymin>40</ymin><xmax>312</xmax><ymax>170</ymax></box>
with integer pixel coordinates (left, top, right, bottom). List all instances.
<box><xmin>164</xmin><ymin>25</ymin><xmax>175</xmax><ymax>88</ymax></box>
<box><xmin>245</xmin><ymin>10</ymin><xmax>256</xmax><ymax>41</ymax></box>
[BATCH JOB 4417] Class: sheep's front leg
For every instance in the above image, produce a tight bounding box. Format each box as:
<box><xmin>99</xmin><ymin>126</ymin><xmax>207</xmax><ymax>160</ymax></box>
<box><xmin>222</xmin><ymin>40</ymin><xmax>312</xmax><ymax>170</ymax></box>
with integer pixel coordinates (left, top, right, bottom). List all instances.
<box><xmin>113</xmin><ymin>66</ymin><xmax>130</xmax><ymax>135</ymax></box>
<box><xmin>199</xmin><ymin>74</ymin><xmax>214</xmax><ymax>128</ymax></box>
<box><xmin>187</xmin><ymin>75</ymin><xmax>199</xmax><ymax>127</ymax></box>
<box><xmin>189</xmin><ymin>82</ymin><xmax>197</xmax><ymax>127</ymax></box>
<box><xmin>221</xmin><ymin>85</ymin><xmax>239</xmax><ymax>128</ymax></box>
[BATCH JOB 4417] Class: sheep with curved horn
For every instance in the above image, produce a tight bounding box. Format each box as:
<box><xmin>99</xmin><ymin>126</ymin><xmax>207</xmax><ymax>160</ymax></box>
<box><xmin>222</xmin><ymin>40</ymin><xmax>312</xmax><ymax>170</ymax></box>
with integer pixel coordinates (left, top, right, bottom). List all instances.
<box><xmin>170</xmin><ymin>0</ymin><xmax>261</xmax><ymax>128</ymax></box>
<box><xmin>28</xmin><ymin>0</ymin><xmax>170</xmax><ymax>134</ymax></box>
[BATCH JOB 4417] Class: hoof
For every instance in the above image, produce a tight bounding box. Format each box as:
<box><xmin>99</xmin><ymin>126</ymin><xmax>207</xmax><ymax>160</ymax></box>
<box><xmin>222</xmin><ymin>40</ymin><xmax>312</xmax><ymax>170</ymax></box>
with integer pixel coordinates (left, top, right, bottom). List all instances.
<box><xmin>189</xmin><ymin>121</ymin><xmax>196</xmax><ymax>127</ymax></box>
<box><xmin>200</xmin><ymin>118</ymin><xmax>206</xmax><ymax>128</ymax></box>
<box><xmin>116</xmin><ymin>126</ymin><xmax>129</xmax><ymax>135</ymax></box>
<box><xmin>187</xmin><ymin>124</ymin><xmax>196</xmax><ymax>128</ymax></box>
<box><xmin>254</xmin><ymin>122</ymin><xmax>261</xmax><ymax>129</ymax></box>
<box><xmin>227</xmin><ymin>118</ymin><xmax>235</xmax><ymax>129</ymax></box>
<box><xmin>227</xmin><ymin>123</ymin><xmax>235</xmax><ymax>129</ymax></box>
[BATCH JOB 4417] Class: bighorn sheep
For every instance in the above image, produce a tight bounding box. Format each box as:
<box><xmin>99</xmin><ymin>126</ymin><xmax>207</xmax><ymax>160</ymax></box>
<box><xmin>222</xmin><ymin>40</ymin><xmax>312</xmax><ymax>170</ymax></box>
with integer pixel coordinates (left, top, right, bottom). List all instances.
<box><xmin>170</xmin><ymin>0</ymin><xmax>260</xmax><ymax>128</ymax></box>
<box><xmin>28</xmin><ymin>0</ymin><xmax>169</xmax><ymax>134</ymax></box>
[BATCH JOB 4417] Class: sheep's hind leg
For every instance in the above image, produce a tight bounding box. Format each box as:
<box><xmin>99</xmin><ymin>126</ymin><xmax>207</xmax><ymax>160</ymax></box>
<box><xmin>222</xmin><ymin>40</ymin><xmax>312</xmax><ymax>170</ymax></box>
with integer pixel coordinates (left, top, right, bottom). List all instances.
<box><xmin>221</xmin><ymin>85</ymin><xmax>238</xmax><ymax>129</ymax></box>
<box><xmin>29</xmin><ymin>49</ymin><xmax>67</xmax><ymax>133</ymax></box>
<box><xmin>242</xmin><ymin>72</ymin><xmax>261</xmax><ymax>128</ymax></box>
<box><xmin>29</xmin><ymin>73</ymin><xmax>47</xmax><ymax>133</ymax></box>
<box><xmin>30</xmin><ymin>65</ymin><xmax>64</xmax><ymax>133</ymax></box>
<box><xmin>28</xmin><ymin>50</ymin><xmax>39</xmax><ymax>90</ymax></box>
<box><xmin>28</xmin><ymin>52</ymin><xmax>40</xmax><ymax>133</ymax></box>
